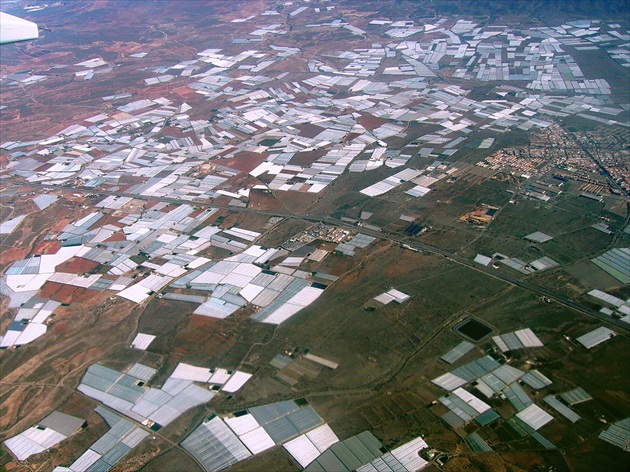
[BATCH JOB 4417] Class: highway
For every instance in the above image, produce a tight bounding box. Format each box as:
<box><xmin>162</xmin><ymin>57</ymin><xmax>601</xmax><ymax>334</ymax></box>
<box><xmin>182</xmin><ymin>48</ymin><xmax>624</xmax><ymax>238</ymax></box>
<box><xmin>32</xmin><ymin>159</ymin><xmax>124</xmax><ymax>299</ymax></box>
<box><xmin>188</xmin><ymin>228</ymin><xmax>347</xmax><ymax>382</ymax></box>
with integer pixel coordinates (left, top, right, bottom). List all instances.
<box><xmin>9</xmin><ymin>181</ymin><xmax>630</xmax><ymax>332</ymax></box>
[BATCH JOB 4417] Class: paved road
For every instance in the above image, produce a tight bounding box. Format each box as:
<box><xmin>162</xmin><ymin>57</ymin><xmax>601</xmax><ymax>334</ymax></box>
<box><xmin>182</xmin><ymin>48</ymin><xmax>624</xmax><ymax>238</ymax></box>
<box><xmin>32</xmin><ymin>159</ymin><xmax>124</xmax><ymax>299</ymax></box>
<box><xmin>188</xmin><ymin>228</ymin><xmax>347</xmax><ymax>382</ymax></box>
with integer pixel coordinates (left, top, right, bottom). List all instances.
<box><xmin>11</xmin><ymin>182</ymin><xmax>630</xmax><ymax>332</ymax></box>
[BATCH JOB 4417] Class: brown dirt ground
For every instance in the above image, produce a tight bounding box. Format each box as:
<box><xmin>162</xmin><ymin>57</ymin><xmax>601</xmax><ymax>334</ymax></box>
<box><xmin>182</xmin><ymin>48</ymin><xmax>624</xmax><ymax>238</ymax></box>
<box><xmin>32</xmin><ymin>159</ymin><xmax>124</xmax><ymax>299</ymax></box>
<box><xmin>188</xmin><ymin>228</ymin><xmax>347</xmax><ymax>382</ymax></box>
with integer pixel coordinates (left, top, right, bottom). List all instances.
<box><xmin>54</xmin><ymin>257</ymin><xmax>100</xmax><ymax>274</ymax></box>
<box><xmin>38</xmin><ymin>282</ymin><xmax>102</xmax><ymax>305</ymax></box>
<box><xmin>32</xmin><ymin>240</ymin><xmax>62</xmax><ymax>255</ymax></box>
<box><xmin>103</xmin><ymin>231</ymin><xmax>126</xmax><ymax>242</ymax></box>
<box><xmin>0</xmin><ymin>246</ymin><xmax>29</xmax><ymax>265</ymax></box>
<box><xmin>219</xmin><ymin>152</ymin><xmax>267</xmax><ymax>174</ymax></box>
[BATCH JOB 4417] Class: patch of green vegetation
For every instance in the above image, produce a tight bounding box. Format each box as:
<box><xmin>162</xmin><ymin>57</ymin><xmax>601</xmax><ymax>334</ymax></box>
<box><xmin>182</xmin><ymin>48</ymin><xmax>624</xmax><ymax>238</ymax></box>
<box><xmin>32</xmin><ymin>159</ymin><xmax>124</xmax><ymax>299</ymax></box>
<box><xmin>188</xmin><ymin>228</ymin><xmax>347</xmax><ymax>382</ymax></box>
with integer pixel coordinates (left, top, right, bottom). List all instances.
<box><xmin>259</xmin><ymin>138</ymin><xmax>280</xmax><ymax>147</ymax></box>
<box><xmin>130</xmin><ymin>254</ymin><xmax>149</xmax><ymax>264</ymax></box>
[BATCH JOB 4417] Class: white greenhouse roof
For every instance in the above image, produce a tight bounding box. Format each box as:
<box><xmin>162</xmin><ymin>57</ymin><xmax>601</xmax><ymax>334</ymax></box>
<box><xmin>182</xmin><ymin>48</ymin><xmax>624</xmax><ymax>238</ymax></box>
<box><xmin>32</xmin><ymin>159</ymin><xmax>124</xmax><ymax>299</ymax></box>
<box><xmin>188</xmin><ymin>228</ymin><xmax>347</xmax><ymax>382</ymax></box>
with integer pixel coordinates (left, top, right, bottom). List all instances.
<box><xmin>517</xmin><ymin>404</ymin><xmax>554</xmax><ymax>430</ymax></box>
<box><xmin>284</xmin><ymin>434</ymin><xmax>322</xmax><ymax>468</ymax></box>
<box><xmin>131</xmin><ymin>333</ymin><xmax>156</xmax><ymax>350</ymax></box>
<box><xmin>222</xmin><ymin>371</ymin><xmax>253</xmax><ymax>393</ymax></box>
<box><xmin>239</xmin><ymin>426</ymin><xmax>275</xmax><ymax>454</ymax></box>
<box><xmin>576</xmin><ymin>326</ymin><xmax>616</xmax><ymax>349</ymax></box>
<box><xmin>226</xmin><ymin>414</ymin><xmax>261</xmax><ymax>436</ymax></box>
<box><xmin>170</xmin><ymin>363</ymin><xmax>212</xmax><ymax>382</ymax></box>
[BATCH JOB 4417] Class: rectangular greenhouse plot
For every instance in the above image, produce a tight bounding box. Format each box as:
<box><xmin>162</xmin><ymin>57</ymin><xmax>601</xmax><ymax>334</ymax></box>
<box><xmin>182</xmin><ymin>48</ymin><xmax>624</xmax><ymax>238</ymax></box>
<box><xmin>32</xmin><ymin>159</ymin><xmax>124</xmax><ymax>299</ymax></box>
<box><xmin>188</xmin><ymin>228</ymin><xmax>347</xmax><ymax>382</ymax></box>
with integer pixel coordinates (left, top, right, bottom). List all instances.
<box><xmin>521</xmin><ymin>370</ymin><xmax>553</xmax><ymax>390</ymax></box>
<box><xmin>516</xmin><ymin>404</ymin><xmax>554</xmax><ymax>431</ymax></box>
<box><xmin>544</xmin><ymin>396</ymin><xmax>581</xmax><ymax>423</ymax></box>
<box><xmin>4</xmin><ymin>411</ymin><xmax>85</xmax><ymax>461</ymax></box>
<box><xmin>441</xmin><ymin>341</ymin><xmax>474</xmax><ymax>364</ymax></box>
<box><xmin>591</xmin><ymin>248</ymin><xmax>630</xmax><ymax>284</ymax></box>
<box><xmin>303</xmin><ymin>353</ymin><xmax>339</xmax><ymax>369</ymax></box>
<box><xmin>524</xmin><ymin>231</ymin><xmax>553</xmax><ymax>243</ymax></box>
<box><xmin>493</xmin><ymin>328</ymin><xmax>543</xmax><ymax>352</ymax></box>
<box><xmin>374</xmin><ymin>288</ymin><xmax>411</xmax><ymax>305</ymax></box>
<box><xmin>559</xmin><ymin>387</ymin><xmax>592</xmax><ymax>406</ymax></box>
<box><xmin>598</xmin><ymin>418</ymin><xmax>630</xmax><ymax>451</ymax></box>
<box><xmin>576</xmin><ymin>326</ymin><xmax>616</xmax><ymax>349</ymax></box>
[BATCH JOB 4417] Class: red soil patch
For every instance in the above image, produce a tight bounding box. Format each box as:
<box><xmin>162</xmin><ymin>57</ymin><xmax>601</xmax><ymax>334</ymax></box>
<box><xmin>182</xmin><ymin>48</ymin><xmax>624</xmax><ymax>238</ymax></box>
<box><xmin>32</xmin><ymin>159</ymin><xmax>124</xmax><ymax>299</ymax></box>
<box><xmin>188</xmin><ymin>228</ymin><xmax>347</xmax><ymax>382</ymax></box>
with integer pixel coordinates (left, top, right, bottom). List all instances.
<box><xmin>175</xmin><ymin>315</ymin><xmax>238</xmax><ymax>359</ymax></box>
<box><xmin>213</xmin><ymin>195</ymin><xmax>234</xmax><ymax>206</ymax></box>
<box><xmin>172</xmin><ymin>345</ymin><xmax>191</xmax><ymax>359</ymax></box>
<box><xmin>39</xmin><ymin>282</ymin><xmax>73</xmax><ymax>303</ymax></box>
<box><xmin>62</xmin><ymin>194</ymin><xmax>86</xmax><ymax>204</ymax></box>
<box><xmin>294</xmin><ymin>123</ymin><xmax>326</xmax><ymax>139</ymax></box>
<box><xmin>357</xmin><ymin>113</ymin><xmax>387</xmax><ymax>130</ymax></box>
<box><xmin>0</xmin><ymin>247</ymin><xmax>29</xmax><ymax>265</ymax></box>
<box><xmin>188</xmin><ymin>314</ymin><xmax>220</xmax><ymax>329</ymax></box>
<box><xmin>103</xmin><ymin>231</ymin><xmax>126</xmax><ymax>243</ymax></box>
<box><xmin>189</xmin><ymin>208</ymin><xmax>205</xmax><ymax>218</ymax></box>
<box><xmin>33</xmin><ymin>240</ymin><xmax>61</xmax><ymax>255</ymax></box>
<box><xmin>39</xmin><ymin>282</ymin><xmax>98</xmax><ymax>304</ymax></box>
<box><xmin>288</xmin><ymin>150</ymin><xmax>325</xmax><ymax>166</ymax></box>
<box><xmin>99</xmin><ymin>215</ymin><xmax>124</xmax><ymax>227</ymax></box>
<box><xmin>247</xmin><ymin>189</ymin><xmax>285</xmax><ymax>211</ymax></box>
<box><xmin>158</xmin><ymin>204</ymin><xmax>178</xmax><ymax>213</ymax></box>
<box><xmin>52</xmin><ymin>320</ymin><xmax>67</xmax><ymax>335</ymax></box>
<box><xmin>55</xmin><ymin>257</ymin><xmax>100</xmax><ymax>274</ymax></box>
<box><xmin>34</xmin><ymin>162</ymin><xmax>55</xmax><ymax>172</ymax></box>
<box><xmin>160</xmin><ymin>126</ymin><xmax>193</xmax><ymax>139</ymax></box>
<box><xmin>219</xmin><ymin>152</ymin><xmax>267</xmax><ymax>173</ymax></box>
<box><xmin>385</xmin><ymin>266</ymin><xmax>405</xmax><ymax>277</ymax></box>
<box><xmin>116</xmin><ymin>184</ymin><xmax>135</xmax><ymax>193</ymax></box>
<box><xmin>88</xmin><ymin>149</ymin><xmax>106</xmax><ymax>159</ymax></box>
<box><xmin>52</xmin><ymin>218</ymin><xmax>72</xmax><ymax>232</ymax></box>
<box><xmin>172</xmin><ymin>85</ymin><xmax>197</xmax><ymax>99</ymax></box>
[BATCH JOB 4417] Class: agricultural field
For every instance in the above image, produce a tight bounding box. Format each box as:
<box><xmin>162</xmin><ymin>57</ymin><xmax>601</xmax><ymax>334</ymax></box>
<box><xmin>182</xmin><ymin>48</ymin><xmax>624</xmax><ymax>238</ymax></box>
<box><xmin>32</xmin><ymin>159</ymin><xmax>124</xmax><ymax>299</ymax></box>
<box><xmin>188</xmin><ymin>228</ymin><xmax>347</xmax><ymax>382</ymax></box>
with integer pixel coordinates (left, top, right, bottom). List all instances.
<box><xmin>1</xmin><ymin>0</ymin><xmax>628</xmax><ymax>471</ymax></box>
